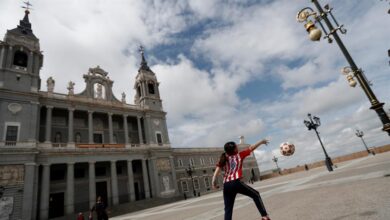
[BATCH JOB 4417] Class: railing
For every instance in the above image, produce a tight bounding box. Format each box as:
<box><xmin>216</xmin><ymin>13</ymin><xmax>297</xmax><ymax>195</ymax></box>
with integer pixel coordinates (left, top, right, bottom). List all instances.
<box><xmin>1</xmin><ymin>141</ymin><xmax>36</xmax><ymax>148</ymax></box>
<box><xmin>5</xmin><ymin>141</ymin><xmax>17</xmax><ymax>146</ymax></box>
<box><xmin>76</xmin><ymin>144</ymin><xmax>125</xmax><ymax>148</ymax></box>
<box><xmin>52</xmin><ymin>143</ymin><xmax>68</xmax><ymax>147</ymax></box>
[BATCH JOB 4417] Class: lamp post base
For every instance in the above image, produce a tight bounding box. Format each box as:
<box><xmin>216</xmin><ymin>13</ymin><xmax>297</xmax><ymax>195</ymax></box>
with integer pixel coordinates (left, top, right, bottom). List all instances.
<box><xmin>325</xmin><ymin>157</ymin><xmax>333</xmax><ymax>172</ymax></box>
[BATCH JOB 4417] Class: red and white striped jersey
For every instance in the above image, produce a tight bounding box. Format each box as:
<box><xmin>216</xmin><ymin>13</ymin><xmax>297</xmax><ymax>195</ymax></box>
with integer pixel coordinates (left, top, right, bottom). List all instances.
<box><xmin>218</xmin><ymin>148</ymin><xmax>252</xmax><ymax>183</ymax></box>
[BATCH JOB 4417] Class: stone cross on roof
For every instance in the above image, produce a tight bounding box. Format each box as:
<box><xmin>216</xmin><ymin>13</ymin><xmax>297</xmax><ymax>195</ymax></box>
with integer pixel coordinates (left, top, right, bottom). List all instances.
<box><xmin>22</xmin><ymin>1</ymin><xmax>32</xmax><ymax>12</ymax></box>
<box><xmin>138</xmin><ymin>45</ymin><xmax>151</xmax><ymax>71</ymax></box>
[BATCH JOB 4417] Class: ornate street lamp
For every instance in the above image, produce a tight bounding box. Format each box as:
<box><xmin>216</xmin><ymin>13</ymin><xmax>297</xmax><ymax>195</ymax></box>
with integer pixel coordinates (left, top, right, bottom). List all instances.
<box><xmin>272</xmin><ymin>156</ymin><xmax>281</xmax><ymax>174</ymax></box>
<box><xmin>304</xmin><ymin>113</ymin><xmax>333</xmax><ymax>172</ymax></box>
<box><xmin>355</xmin><ymin>129</ymin><xmax>374</xmax><ymax>155</ymax></box>
<box><xmin>185</xmin><ymin>164</ymin><xmax>196</xmax><ymax>197</ymax></box>
<box><xmin>297</xmin><ymin>1</ymin><xmax>390</xmax><ymax>136</ymax></box>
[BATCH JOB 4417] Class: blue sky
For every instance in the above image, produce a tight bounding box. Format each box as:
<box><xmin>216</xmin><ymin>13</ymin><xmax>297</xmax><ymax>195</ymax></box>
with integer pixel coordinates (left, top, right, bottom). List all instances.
<box><xmin>1</xmin><ymin>0</ymin><xmax>389</xmax><ymax>171</ymax></box>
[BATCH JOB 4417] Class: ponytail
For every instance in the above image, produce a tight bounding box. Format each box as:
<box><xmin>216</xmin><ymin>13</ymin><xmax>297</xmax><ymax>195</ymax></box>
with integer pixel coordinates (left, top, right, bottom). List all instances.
<box><xmin>218</xmin><ymin>141</ymin><xmax>237</xmax><ymax>167</ymax></box>
<box><xmin>218</xmin><ymin>153</ymin><xmax>227</xmax><ymax>167</ymax></box>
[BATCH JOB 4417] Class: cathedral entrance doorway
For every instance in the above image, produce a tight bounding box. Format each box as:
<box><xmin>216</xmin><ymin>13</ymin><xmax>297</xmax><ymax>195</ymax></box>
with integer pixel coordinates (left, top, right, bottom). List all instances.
<box><xmin>96</xmin><ymin>181</ymin><xmax>108</xmax><ymax>206</ymax></box>
<box><xmin>48</xmin><ymin>192</ymin><xmax>64</xmax><ymax>218</ymax></box>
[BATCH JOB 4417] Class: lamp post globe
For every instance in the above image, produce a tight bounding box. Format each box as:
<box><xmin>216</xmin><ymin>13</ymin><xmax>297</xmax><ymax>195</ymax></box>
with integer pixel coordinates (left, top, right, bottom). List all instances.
<box><xmin>304</xmin><ymin>113</ymin><xmax>333</xmax><ymax>172</ymax></box>
<box><xmin>355</xmin><ymin>129</ymin><xmax>373</xmax><ymax>155</ymax></box>
<box><xmin>272</xmin><ymin>156</ymin><xmax>281</xmax><ymax>174</ymax></box>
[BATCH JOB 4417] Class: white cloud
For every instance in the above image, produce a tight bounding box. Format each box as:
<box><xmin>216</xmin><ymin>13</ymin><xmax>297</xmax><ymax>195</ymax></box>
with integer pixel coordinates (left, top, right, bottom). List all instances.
<box><xmin>1</xmin><ymin>0</ymin><xmax>389</xmax><ymax>171</ymax></box>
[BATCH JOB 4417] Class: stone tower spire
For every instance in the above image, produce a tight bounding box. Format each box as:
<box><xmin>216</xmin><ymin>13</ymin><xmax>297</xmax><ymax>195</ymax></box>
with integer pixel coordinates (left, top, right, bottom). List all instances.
<box><xmin>0</xmin><ymin>2</ymin><xmax>43</xmax><ymax>92</ymax></box>
<box><xmin>133</xmin><ymin>46</ymin><xmax>162</xmax><ymax>111</ymax></box>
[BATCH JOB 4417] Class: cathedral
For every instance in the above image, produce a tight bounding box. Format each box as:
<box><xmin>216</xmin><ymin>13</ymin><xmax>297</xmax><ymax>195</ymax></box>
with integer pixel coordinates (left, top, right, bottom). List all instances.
<box><xmin>0</xmin><ymin>8</ymin><xmax>260</xmax><ymax>220</ymax></box>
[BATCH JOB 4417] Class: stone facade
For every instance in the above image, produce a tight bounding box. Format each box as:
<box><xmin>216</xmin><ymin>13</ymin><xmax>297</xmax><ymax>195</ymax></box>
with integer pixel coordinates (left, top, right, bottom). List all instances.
<box><xmin>0</xmin><ymin>10</ymin><xmax>260</xmax><ymax>220</ymax></box>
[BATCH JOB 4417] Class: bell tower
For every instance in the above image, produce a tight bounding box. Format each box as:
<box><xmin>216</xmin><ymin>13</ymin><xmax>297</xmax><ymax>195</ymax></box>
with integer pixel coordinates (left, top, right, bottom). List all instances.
<box><xmin>134</xmin><ymin>46</ymin><xmax>163</xmax><ymax>111</ymax></box>
<box><xmin>0</xmin><ymin>8</ymin><xmax>43</xmax><ymax>92</ymax></box>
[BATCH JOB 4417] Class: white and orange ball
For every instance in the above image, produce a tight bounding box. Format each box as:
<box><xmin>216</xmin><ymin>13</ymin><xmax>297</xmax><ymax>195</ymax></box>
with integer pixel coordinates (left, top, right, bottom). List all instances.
<box><xmin>280</xmin><ymin>142</ymin><xmax>295</xmax><ymax>156</ymax></box>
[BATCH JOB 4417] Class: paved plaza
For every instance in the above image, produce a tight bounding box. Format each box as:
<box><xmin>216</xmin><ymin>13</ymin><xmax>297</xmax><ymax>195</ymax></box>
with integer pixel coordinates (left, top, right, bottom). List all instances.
<box><xmin>112</xmin><ymin>151</ymin><xmax>390</xmax><ymax>220</ymax></box>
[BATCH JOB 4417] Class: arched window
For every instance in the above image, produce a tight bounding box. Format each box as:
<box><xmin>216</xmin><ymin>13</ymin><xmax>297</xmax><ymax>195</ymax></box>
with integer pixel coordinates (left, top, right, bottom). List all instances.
<box><xmin>54</xmin><ymin>132</ymin><xmax>62</xmax><ymax>143</ymax></box>
<box><xmin>13</xmin><ymin>51</ymin><xmax>28</xmax><ymax>67</ymax></box>
<box><xmin>75</xmin><ymin>133</ymin><xmax>81</xmax><ymax>143</ymax></box>
<box><xmin>181</xmin><ymin>181</ymin><xmax>188</xmax><ymax>192</ymax></box>
<box><xmin>148</xmin><ymin>82</ymin><xmax>155</xmax><ymax>94</ymax></box>
<box><xmin>137</xmin><ymin>86</ymin><xmax>142</xmax><ymax>97</ymax></box>
<box><xmin>189</xmin><ymin>158</ymin><xmax>195</xmax><ymax>167</ymax></box>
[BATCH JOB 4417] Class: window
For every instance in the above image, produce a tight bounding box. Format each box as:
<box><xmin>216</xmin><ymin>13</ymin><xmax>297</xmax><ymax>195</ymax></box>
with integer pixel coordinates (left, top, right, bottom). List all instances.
<box><xmin>13</xmin><ymin>51</ymin><xmax>28</xmax><ymax>67</ymax></box>
<box><xmin>4</xmin><ymin>123</ymin><xmax>20</xmax><ymax>146</ymax></box>
<box><xmin>209</xmin><ymin>157</ymin><xmax>215</xmax><ymax>165</ymax></box>
<box><xmin>5</xmin><ymin>126</ymin><xmax>18</xmax><ymax>142</ymax></box>
<box><xmin>194</xmin><ymin>179</ymin><xmax>200</xmax><ymax>190</ymax></box>
<box><xmin>200</xmin><ymin>158</ymin><xmax>205</xmax><ymax>166</ymax></box>
<box><xmin>137</xmin><ymin>86</ymin><xmax>142</xmax><ymax>97</ymax></box>
<box><xmin>54</xmin><ymin>132</ymin><xmax>62</xmax><ymax>143</ymax></box>
<box><xmin>156</xmin><ymin>133</ymin><xmax>163</xmax><ymax>145</ymax></box>
<box><xmin>148</xmin><ymin>82</ymin><xmax>155</xmax><ymax>94</ymax></box>
<box><xmin>178</xmin><ymin>159</ymin><xmax>183</xmax><ymax>167</ymax></box>
<box><xmin>75</xmin><ymin>133</ymin><xmax>81</xmax><ymax>143</ymax></box>
<box><xmin>204</xmin><ymin>177</ymin><xmax>210</xmax><ymax>189</ymax></box>
<box><xmin>189</xmin><ymin>158</ymin><xmax>195</xmax><ymax>167</ymax></box>
<box><xmin>181</xmin><ymin>181</ymin><xmax>188</xmax><ymax>192</ymax></box>
<box><xmin>113</xmin><ymin>134</ymin><xmax>118</xmax><ymax>144</ymax></box>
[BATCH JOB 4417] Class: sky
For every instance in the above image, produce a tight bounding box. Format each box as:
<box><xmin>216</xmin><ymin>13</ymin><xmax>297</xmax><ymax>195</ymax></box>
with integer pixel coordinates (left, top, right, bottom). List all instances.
<box><xmin>1</xmin><ymin>0</ymin><xmax>389</xmax><ymax>171</ymax></box>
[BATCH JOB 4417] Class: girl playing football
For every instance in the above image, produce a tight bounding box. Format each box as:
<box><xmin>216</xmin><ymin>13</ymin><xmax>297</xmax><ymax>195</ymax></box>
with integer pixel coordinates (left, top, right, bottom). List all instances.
<box><xmin>212</xmin><ymin>139</ymin><xmax>270</xmax><ymax>220</ymax></box>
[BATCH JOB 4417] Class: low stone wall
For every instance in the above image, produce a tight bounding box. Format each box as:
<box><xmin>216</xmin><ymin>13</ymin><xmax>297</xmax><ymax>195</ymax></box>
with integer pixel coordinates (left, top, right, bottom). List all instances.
<box><xmin>260</xmin><ymin>144</ymin><xmax>390</xmax><ymax>180</ymax></box>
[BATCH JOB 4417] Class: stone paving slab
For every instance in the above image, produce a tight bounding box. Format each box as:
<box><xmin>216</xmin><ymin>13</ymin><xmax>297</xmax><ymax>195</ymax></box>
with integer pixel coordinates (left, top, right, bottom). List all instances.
<box><xmin>112</xmin><ymin>152</ymin><xmax>390</xmax><ymax>220</ymax></box>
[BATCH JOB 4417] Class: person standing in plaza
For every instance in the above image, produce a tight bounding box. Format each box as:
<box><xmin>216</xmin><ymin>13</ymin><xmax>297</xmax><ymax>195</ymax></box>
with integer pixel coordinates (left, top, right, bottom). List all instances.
<box><xmin>212</xmin><ymin>139</ymin><xmax>271</xmax><ymax>220</ymax></box>
<box><xmin>90</xmin><ymin>196</ymin><xmax>109</xmax><ymax>220</ymax></box>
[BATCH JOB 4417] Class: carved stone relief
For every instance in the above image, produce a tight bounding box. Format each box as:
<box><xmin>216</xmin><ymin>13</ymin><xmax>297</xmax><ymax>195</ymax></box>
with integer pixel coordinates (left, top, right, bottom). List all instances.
<box><xmin>7</xmin><ymin>103</ymin><xmax>22</xmax><ymax>115</ymax></box>
<box><xmin>156</xmin><ymin>159</ymin><xmax>171</xmax><ymax>172</ymax></box>
<box><xmin>0</xmin><ymin>165</ymin><xmax>24</xmax><ymax>186</ymax></box>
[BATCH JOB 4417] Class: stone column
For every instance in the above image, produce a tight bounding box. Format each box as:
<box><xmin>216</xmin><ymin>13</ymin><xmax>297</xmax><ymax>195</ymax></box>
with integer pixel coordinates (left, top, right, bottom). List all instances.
<box><xmin>0</xmin><ymin>46</ymin><xmax>5</xmax><ymax>68</ymax></box>
<box><xmin>108</xmin><ymin>113</ymin><xmax>114</xmax><ymax>144</ymax></box>
<box><xmin>44</xmin><ymin>106</ymin><xmax>53</xmax><ymax>143</ymax></box>
<box><xmin>65</xmin><ymin>162</ymin><xmax>75</xmax><ymax>214</ymax></box>
<box><xmin>68</xmin><ymin>108</ymin><xmax>74</xmax><ymax>143</ymax></box>
<box><xmin>110</xmin><ymin>160</ymin><xmax>119</xmax><ymax>205</ymax></box>
<box><xmin>149</xmin><ymin>158</ymin><xmax>159</xmax><ymax>197</ymax></box>
<box><xmin>163</xmin><ymin>117</ymin><xmax>170</xmax><ymax>144</ymax></box>
<box><xmin>27</xmin><ymin>51</ymin><xmax>33</xmax><ymax>72</ymax></box>
<box><xmin>144</xmin><ymin>115</ymin><xmax>152</xmax><ymax>144</ymax></box>
<box><xmin>29</xmin><ymin>101</ymin><xmax>39</xmax><ymax>143</ymax></box>
<box><xmin>123</xmin><ymin>115</ymin><xmax>129</xmax><ymax>145</ymax></box>
<box><xmin>39</xmin><ymin>164</ymin><xmax>50</xmax><ymax>220</ymax></box>
<box><xmin>155</xmin><ymin>82</ymin><xmax>160</xmax><ymax>98</ymax></box>
<box><xmin>6</xmin><ymin>45</ymin><xmax>13</xmax><ymax>68</ymax></box>
<box><xmin>142</xmin><ymin>82</ymin><xmax>147</xmax><ymax>97</ymax></box>
<box><xmin>137</xmin><ymin>116</ymin><xmax>144</xmax><ymax>144</ymax></box>
<box><xmin>22</xmin><ymin>163</ymin><xmax>36</xmax><ymax>220</ymax></box>
<box><xmin>88</xmin><ymin>111</ymin><xmax>94</xmax><ymax>144</ymax></box>
<box><xmin>142</xmin><ymin>159</ymin><xmax>150</xmax><ymax>199</ymax></box>
<box><xmin>34</xmin><ymin>55</ymin><xmax>40</xmax><ymax>74</ymax></box>
<box><xmin>169</xmin><ymin>156</ymin><xmax>179</xmax><ymax>193</ymax></box>
<box><xmin>89</xmin><ymin>161</ymin><xmax>96</xmax><ymax>208</ymax></box>
<box><xmin>32</xmin><ymin>164</ymin><xmax>39</xmax><ymax>220</ymax></box>
<box><xmin>127</xmin><ymin>160</ymin><xmax>135</xmax><ymax>201</ymax></box>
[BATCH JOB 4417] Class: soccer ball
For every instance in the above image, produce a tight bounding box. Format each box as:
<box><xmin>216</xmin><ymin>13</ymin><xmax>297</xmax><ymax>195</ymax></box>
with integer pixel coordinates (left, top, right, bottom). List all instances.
<box><xmin>280</xmin><ymin>142</ymin><xmax>295</xmax><ymax>156</ymax></box>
